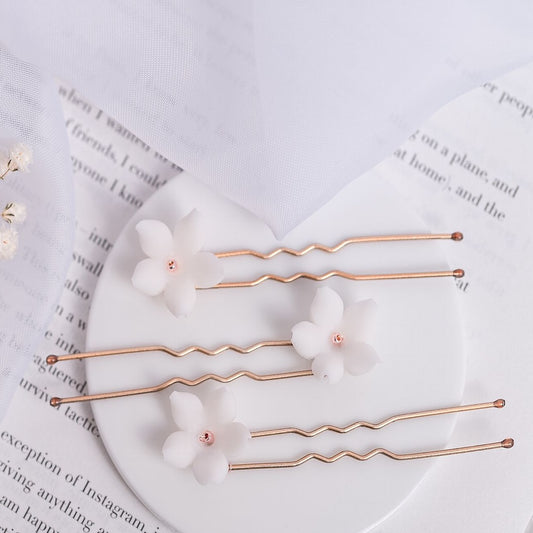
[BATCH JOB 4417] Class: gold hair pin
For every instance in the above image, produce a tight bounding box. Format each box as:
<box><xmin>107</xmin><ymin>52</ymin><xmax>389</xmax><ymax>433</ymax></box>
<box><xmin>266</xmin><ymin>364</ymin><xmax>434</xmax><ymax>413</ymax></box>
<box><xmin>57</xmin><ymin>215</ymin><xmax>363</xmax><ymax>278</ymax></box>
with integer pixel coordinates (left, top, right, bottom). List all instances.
<box><xmin>212</xmin><ymin>232</ymin><xmax>464</xmax><ymax>288</ymax></box>
<box><xmin>51</xmin><ymin>286</ymin><xmax>380</xmax><ymax>404</ymax></box>
<box><xmin>47</xmin><ymin>279</ymin><xmax>466</xmax><ymax>405</ymax></box>
<box><xmin>130</xmin><ymin>210</ymin><xmax>464</xmax><ymax>317</ymax></box>
<box><xmin>160</xmin><ymin>391</ymin><xmax>512</xmax><ymax>485</ymax></box>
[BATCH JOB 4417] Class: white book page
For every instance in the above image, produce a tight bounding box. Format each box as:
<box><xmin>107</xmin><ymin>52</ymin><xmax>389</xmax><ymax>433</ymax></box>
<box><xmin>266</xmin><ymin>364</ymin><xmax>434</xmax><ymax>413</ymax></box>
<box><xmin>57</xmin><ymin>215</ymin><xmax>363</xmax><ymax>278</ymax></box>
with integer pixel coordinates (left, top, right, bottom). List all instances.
<box><xmin>0</xmin><ymin>83</ymin><xmax>177</xmax><ymax>533</ymax></box>
<box><xmin>2</xmin><ymin>65</ymin><xmax>532</xmax><ymax>532</ymax></box>
<box><xmin>373</xmin><ymin>64</ymin><xmax>533</xmax><ymax>532</ymax></box>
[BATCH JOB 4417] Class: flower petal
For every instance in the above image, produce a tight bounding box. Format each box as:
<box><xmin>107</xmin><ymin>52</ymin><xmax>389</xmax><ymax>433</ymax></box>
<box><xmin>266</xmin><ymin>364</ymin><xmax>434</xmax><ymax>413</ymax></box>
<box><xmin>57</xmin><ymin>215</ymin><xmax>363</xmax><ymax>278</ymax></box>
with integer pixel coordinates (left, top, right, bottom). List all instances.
<box><xmin>344</xmin><ymin>342</ymin><xmax>380</xmax><ymax>376</ymax></box>
<box><xmin>164</xmin><ymin>276</ymin><xmax>197</xmax><ymax>317</ymax></box>
<box><xmin>0</xmin><ymin>227</ymin><xmax>18</xmax><ymax>260</ymax></box>
<box><xmin>189</xmin><ymin>251</ymin><xmax>224</xmax><ymax>288</ymax></box>
<box><xmin>162</xmin><ymin>431</ymin><xmax>199</xmax><ymax>469</ymax></box>
<box><xmin>192</xmin><ymin>448</ymin><xmax>229</xmax><ymax>485</ymax></box>
<box><xmin>131</xmin><ymin>258</ymin><xmax>168</xmax><ymax>296</ymax></box>
<box><xmin>135</xmin><ymin>219</ymin><xmax>173</xmax><ymax>259</ymax></box>
<box><xmin>310</xmin><ymin>287</ymin><xmax>344</xmax><ymax>329</ymax></box>
<box><xmin>169</xmin><ymin>391</ymin><xmax>205</xmax><ymax>431</ymax></box>
<box><xmin>204</xmin><ymin>387</ymin><xmax>236</xmax><ymax>426</ymax></box>
<box><xmin>291</xmin><ymin>321</ymin><xmax>328</xmax><ymax>360</ymax></box>
<box><xmin>173</xmin><ymin>209</ymin><xmax>206</xmax><ymax>259</ymax></box>
<box><xmin>311</xmin><ymin>351</ymin><xmax>345</xmax><ymax>384</ymax></box>
<box><xmin>341</xmin><ymin>299</ymin><xmax>378</xmax><ymax>342</ymax></box>
<box><xmin>215</xmin><ymin>422</ymin><xmax>250</xmax><ymax>460</ymax></box>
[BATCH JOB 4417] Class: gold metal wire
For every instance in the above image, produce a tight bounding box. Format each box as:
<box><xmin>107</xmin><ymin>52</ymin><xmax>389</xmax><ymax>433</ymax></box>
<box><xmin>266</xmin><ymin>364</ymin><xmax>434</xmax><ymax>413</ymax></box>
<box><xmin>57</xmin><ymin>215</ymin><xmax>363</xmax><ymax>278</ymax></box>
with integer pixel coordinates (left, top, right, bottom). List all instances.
<box><xmin>215</xmin><ymin>232</ymin><xmax>463</xmax><ymax>259</ymax></box>
<box><xmin>47</xmin><ymin>232</ymin><xmax>464</xmax><ymax>364</ymax></box>
<box><xmin>50</xmin><ymin>369</ymin><xmax>313</xmax><ymax>406</ymax></box>
<box><xmin>47</xmin><ymin>340</ymin><xmax>292</xmax><ymax>365</ymax></box>
<box><xmin>250</xmin><ymin>399</ymin><xmax>505</xmax><ymax>438</ymax></box>
<box><xmin>212</xmin><ymin>268</ymin><xmax>464</xmax><ymax>289</ymax></box>
<box><xmin>46</xmin><ymin>232</ymin><xmax>465</xmax><ymax>364</ymax></box>
<box><xmin>211</xmin><ymin>231</ymin><xmax>465</xmax><ymax>288</ymax></box>
<box><xmin>229</xmin><ymin>439</ymin><xmax>513</xmax><ymax>470</ymax></box>
<box><xmin>234</xmin><ymin>399</ymin><xmax>511</xmax><ymax>470</ymax></box>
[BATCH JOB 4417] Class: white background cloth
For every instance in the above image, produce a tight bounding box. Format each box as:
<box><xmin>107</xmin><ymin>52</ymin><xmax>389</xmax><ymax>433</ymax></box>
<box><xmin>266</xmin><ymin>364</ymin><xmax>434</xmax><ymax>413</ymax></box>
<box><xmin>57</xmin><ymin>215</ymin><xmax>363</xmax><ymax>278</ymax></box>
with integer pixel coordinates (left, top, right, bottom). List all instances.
<box><xmin>0</xmin><ymin>48</ymin><xmax>73</xmax><ymax>421</ymax></box>
<box><xmin>2</xmin><ymin>1</ymin><xmax>533</xmax><ymax>238</ymax></box>
<box><xmin>1</xmin><ymin>2</ymin><xmax>533</xmax><ymax>531</ymax></box>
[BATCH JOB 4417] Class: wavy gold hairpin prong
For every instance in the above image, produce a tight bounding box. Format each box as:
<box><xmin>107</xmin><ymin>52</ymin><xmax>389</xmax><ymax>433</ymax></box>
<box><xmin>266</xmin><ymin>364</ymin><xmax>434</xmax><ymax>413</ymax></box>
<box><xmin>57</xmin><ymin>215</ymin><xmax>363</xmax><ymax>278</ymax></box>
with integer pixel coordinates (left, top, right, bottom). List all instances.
<box><xmin>161</xmin><ymin>393</ymin><xmax>512</xmax><ymax>484</ymax></box>
<box><xmin>47</xmin><ymin>340</ymin><xmax>293</xmax><ymax>365</ymax></box>
<box><xmin>210</xmin><ymin>267</ymin><xmax>464</xmax><ymax>289</ymax></box>
<box><xmin>249</xmin><ymin>399</ymin><xmax>506</xmax><ymax>438</ymax></box>
<box><xmin>50</xmin><ymin>369</ymin><xmax>313</xmax><ymax>406</ymax></box>
<box><xmin>229</xmin><ymin>439</ymin><xmax>513</xmax><ymax>471</ymax></box>
<box><xmin>214</xmin><ymin>231</ymin><xmax>464</xmax><ymax>259</ymax></box>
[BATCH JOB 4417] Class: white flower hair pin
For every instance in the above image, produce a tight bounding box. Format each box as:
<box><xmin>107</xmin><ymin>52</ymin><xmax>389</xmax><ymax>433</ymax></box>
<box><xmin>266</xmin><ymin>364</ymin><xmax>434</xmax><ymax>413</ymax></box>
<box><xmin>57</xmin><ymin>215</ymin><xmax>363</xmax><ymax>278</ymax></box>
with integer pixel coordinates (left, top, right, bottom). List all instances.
<box><xmin>48</xmin><ymin>287</ymin><xmax>380</xmax><ymax>405</ymax></box>
<box><xmin>131</xmin><ymin>217</ymin><xmax>464</xmax><ymax>317</ymax></box>
<box><xmin>291</xmin><ymin>287</ymin><xmax>379</xmax><ymax>384</ymax></box>
<box><xmin>162</xmin><ymin>389</ymin><xmax>513</xmax><ymax>486</ymax></box>
<box><xmin>131</xmin><ymin>209</ymin><xmax>224</xmax><ymax>317</ymax></box>
<box><xmin>0</xmin><ymin>142</ymin><xmax>32</xmax><ymax>260</ymax></box>
<box><xmin>162</xmin><ymin>388</ymin><xmax>250</xmax><ymax>485</ymax></box>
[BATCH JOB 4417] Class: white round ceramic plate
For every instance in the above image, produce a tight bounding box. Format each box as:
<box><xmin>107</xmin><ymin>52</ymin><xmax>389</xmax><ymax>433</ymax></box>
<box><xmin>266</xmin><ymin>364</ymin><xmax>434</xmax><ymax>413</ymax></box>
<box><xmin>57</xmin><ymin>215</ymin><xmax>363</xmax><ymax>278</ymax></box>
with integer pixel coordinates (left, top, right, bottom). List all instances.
<box><xmin>86</xmin><ymin>172</ymin><xmax>464</xmax><ymax>533</ymax></box>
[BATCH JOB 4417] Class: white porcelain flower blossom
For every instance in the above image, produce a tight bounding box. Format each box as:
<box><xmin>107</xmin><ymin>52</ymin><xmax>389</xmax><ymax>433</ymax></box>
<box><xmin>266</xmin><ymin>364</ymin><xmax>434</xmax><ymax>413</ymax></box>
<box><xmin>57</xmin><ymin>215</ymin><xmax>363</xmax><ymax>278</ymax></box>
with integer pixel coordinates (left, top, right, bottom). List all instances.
<box><xmin>2</xmin><ymin>202</ymin><xmax>27</xmax><ymax>224</ymax></box>
<box><xmin>291</xmin><ymin>287</ymin><xmax>379</xmax><ymax>384</ymax></box>
<box><xmin>7</xmin><ymin>143</ymin><xmax>33</xmax><ymax>172</ymax></box>
<box><xmin>162</xmin><ymin>388</ymin><xmax>250</xmax><ymax>485</ymax></box>
<box><xmin>131</xmin><ymin>209</ymin><xmax>224</xmax><ymax>317</ymax></box>
<box><xmin>0</xmin><ymin>226</ymin><xmax>19</xmax><ymax>259</ymax></box>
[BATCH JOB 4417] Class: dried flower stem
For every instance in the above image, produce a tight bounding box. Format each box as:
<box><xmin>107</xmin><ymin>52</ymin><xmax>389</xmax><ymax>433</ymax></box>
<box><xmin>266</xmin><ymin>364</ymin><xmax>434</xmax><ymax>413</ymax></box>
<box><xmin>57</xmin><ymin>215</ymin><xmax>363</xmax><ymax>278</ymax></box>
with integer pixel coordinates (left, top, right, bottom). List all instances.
<box><xmin>1</xmin><ymin>202</ymin><xmax>27</xmax><ymax>224</ymax></box>
<box><xmin>0</xmin><ymin>166</ymin><xmax>12</xmax><ymax>180</ymax></box>
<box><xmin>2</xmin><ymin>202</ymin><xmax>14</xmax><ymax>223</ymax></box>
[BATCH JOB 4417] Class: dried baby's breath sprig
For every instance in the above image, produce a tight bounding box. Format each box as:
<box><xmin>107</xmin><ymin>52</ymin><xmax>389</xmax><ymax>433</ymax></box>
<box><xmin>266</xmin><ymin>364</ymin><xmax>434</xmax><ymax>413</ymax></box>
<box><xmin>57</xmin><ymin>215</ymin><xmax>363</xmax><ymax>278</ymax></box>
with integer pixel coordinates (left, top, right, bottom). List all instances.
<box><xmin>0</xmin><ymin>141</ymin><xmax>32</xmax><ymax>259</ymax></box>
<box><xmin>0</xmin><ymin>143</ymin><xmax>33</xmax><ymax>179</ymax></box>
<box><xmin>2</xmin><ymin>202</ymin><xmax>27</xmax><ymax>224</ymax></box>
<box><xmin>0</xmin><ymin>226</ymin><xmax>18</xmax><ymax>260</ymax></box>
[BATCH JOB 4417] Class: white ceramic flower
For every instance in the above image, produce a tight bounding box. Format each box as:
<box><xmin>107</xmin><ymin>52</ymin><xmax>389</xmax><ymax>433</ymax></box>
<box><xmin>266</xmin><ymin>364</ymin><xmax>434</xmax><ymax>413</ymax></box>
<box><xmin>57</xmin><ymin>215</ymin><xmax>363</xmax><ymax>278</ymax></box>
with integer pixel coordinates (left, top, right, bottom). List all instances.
<box><xmin>162</xmin><ymin>388</ymin><xmax>250</xmax><ymax>485</ymax></box>
<box><xmin>0</xmin><ymin>226</ymin><xmax>18</xmax><ymax>259</ymax></box>
<box><xmin>131</xmin><ymin>209</ymin><xmax>224</xmax><ymax>317</ymax></box>
<box><xmin>291</xmin><ymin>287</ymin><xmax>379</xmax><ymax>384</ymax></box>
<box><xmin>2</xmin><ymin>202</ymin><xmax>27</xmax><ymax>224</ymax></box>
<box><xmin>7</xmin><ymin>143</ymin><xmax>32</xmax><ymax>172</ymax></box>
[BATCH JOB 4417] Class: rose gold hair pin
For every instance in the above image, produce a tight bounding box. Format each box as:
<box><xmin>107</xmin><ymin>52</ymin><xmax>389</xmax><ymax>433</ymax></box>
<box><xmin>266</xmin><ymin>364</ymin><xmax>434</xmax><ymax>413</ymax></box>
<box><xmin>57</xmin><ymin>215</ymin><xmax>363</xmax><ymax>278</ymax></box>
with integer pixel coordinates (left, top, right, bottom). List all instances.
<box><xmin>212</xmin><ymin>232</ymin><xmax>464</xmax><ymax>289</ymax></box>
<box><xmin>130</xmin><ymin>209</ymin><xmax>464</xmax><ymax>317</ymax></box>
<box><xmin>161</xmin><ymin>389</ymin><xmax>512</xmax><ymax>485</ymax></box>
<box><xmin>49</xmin><ymin>287</ymin><xmax>382</xmax><ymax>405</ymax></box>
<box><xmin>233</xmin><ymin>401</ymin><xmax>513</xmax><ymax>471</ymax></box>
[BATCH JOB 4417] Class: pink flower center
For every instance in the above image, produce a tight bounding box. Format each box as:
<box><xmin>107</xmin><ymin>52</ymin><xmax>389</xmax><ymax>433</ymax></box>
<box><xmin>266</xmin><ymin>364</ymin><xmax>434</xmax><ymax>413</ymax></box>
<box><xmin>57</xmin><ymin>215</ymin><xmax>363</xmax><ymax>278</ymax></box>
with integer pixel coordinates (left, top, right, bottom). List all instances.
<box><xmin>331</xmin><ymin>332</ymin><xmax>344</xmax><ymax>345</ymax></box>
<box><xmin>167</xmin><ymin>259</ymin><xmax>178</xmax><ymax>273</ymax></box>
<box><xmin>198</xmin><ymin>430</ymin><xmax>215</xmax><ymax>446</ymax></box>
